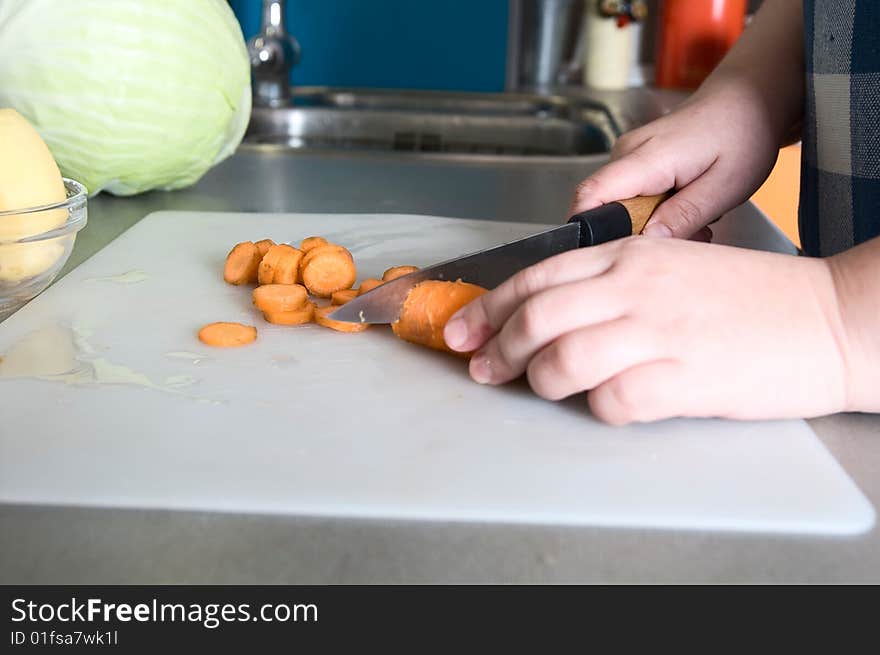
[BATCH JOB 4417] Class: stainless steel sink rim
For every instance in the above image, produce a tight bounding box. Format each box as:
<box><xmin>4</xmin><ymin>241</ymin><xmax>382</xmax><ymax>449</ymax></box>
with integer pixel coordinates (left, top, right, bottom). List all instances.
<box><xmin>244</xmin><ymin>87</ymin><xmax>619</xmax><ymax>159</ymax></box>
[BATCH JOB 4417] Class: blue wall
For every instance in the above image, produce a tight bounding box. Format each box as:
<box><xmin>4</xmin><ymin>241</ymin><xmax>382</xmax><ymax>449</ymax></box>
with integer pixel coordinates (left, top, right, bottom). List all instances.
<box><xmin>230</xmin><ymin>0</ymin><xmax>508</xmax><ymax>92</ymax></box>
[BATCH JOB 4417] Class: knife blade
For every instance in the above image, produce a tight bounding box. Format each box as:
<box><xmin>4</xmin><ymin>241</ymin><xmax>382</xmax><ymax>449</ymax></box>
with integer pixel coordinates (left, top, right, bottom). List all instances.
<box><xmin>329</xmin><ymin>193</ymin><xmax>668</xmax><ymax>324</ymax></box>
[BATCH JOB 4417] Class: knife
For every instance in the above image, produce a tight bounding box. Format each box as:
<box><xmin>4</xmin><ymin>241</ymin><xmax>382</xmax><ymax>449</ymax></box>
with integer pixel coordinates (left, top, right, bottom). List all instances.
<box><xmin>329</xmin><ymin>193</ymin><xmax>669</xmax><ymax>324</ymax></box>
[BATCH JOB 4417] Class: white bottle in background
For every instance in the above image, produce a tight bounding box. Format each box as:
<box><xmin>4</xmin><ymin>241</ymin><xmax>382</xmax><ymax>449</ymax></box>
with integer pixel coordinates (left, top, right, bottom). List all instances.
<box><xmin>627</xmin><ymin>19</ymin><xmax>647</xmax><ymax>87</ymax></box>
<box><xmin>582</xmin><ymin>4</ymin><xmax>633</xmax><ymax>90</ymax></box>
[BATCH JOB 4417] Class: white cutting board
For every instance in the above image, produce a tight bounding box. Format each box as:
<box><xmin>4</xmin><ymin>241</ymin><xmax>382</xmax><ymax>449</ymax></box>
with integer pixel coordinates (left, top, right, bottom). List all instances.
<box><xmin>0</xmin><ymin>211</ymin><xmax>874</xmax><ymax>535</ymax></box>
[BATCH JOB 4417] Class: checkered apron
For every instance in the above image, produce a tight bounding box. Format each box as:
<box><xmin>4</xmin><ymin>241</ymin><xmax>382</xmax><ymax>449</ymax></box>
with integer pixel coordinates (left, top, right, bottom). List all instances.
<box><xmin>800</xmin><ymin>0</ymin><xmax>880</xmax><ymax>256</ymax></box>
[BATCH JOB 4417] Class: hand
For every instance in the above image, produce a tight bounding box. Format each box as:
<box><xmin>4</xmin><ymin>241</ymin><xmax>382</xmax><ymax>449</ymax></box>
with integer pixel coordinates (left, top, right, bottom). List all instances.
<box><xmin>571</xmin><ymin>86</ymin><xmax>782</xmax><ymax>240</ymax></box>
<box><xmin>443</xmin><ymin>238</ymin><xmax>851</xmax><ymax>424</ymax></box>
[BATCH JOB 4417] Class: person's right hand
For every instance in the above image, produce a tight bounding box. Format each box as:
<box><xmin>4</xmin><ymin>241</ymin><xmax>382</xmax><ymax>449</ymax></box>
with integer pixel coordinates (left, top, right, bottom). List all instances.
<box><xmin>571</xmin><ymin>85</ymin><xmax>784</xmax><ymax>239</ymax></box>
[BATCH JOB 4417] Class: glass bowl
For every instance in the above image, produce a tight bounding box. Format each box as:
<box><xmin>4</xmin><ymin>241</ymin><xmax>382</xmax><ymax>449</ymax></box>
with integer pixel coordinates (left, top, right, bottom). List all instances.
<box><xmin>0</xmin><ymin>179</ymin><xmax>88</xmax><ymax>321</ymax></box>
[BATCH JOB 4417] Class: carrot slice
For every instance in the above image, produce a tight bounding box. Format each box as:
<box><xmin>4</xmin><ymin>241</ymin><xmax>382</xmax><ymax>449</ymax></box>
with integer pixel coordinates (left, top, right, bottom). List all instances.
<box><xmin>298</xmin><ymin>244</ymin><xmax>347</xmax><ymax>283</ymax></box>
<box><xmin>255</xmin><ymin>239</ymin><xmax>275</xmax><ymax>258</ymax></box>
<box><xmin>391</xmin><ymin>280</ymin><xmax>486</xmax><ymax>353</ymax></box>
<box><xmin>198</xmin><ymin>322</ymin><xmax>257</xmax><ymax>347</ymax></box>
<box><xmin>357</xmin><ymin>278</ymin><xmax>384</xmax><ymax>295</ymax></box>
<box><xmin>263</xmin><ymin>303</ymin><xmax>315</xmax><ymax>326</ymax></box>
<box><xmin>258</xmin><ymin>244</ymin><xmax>302</xmax><ymax>285</ymax></box>
<box><xmin>253</xmin><ymin>284</ymin><xmax>309</xmax><ymax>313</ymax></box>
<box><xmin>300</xmin><ymin>243</ymin><xmax>348</xmax><ymax>268</ymax></box>
<box><xmin>314</xmin><ymin>305</ymin><xmax>370</xmax><ymax>332</ymax></box>
<box><xmin>257</xmin><ymin>244</ymin><xmax>284</xmax><ymax>285</ymax></box>
<box><xmin>301</xmin><ymin>247</ymin><xmax>357</xmax><ymax>297</ymax></box>
<box><xmin>300</xmin><ymin>236</ymin><xmax>329</xmax><ymax>252</ymax></box>
<box><xmin>331</xmin><ymin>288</ymin><xmax>359</xmax><ymax>305</ymax></box>
<box><xmin>382</xmin><ymin>265</ymin><xmax>419</xmax><ymax>282</ymax></box>
<box><xmin>273</xmin><ymin>248</ymin><xmax>304</xmax><ymax>285</ymax></box>
<box><xmin>223</xmin><ymin>242</ymin><xmax>261</xmax><ymax>285</ymax></box>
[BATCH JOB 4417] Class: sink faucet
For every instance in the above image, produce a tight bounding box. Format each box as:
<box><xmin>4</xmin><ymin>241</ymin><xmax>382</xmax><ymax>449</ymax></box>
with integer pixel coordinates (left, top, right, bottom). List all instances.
<box><xmin>247</xmin><ymin>0</ymin><xmax>301</xmax><ymax>108</ymax></box>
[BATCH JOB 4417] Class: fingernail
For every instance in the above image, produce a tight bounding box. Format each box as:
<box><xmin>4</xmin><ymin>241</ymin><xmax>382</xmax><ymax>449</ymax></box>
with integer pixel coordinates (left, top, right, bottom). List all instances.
<box><xmin>444</xmin><ymin>317</ymin><xmax>468</xmax><ymax>350</ymax></box>
<box><xmin>643</xmin><ymin>222</ymin><xmax>672</xmax><ymax>238</ymax></box>
<box><xmin>470</xmin><ymin>352</ymin><xmax>492</xmax><ymax>384</ymax></box>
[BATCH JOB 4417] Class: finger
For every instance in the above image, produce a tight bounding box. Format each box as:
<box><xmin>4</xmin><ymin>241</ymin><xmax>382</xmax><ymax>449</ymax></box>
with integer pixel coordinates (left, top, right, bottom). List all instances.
<box><xmin>570</xmin><ymin>149</ymin><xmax>676</xmax><ymax>216</ymax></box>
<box><xmin>641</xmin><ymin>164</ymin><xmax>736</xmax><ymax>239</ymax></box>
<box><xmin>524</xmin><ymin>318</ymin><xmax>661</xmax><ymax>400</ymax></box>
<box><xmin>587</xmin><ymin>360</ymin><xmax>688</xmax><ymax>425</ymax></box>
<box><xmin>444</xmin><ymin>242</ymin><xmax>623</xmax><ymax>353</ymax></box>
<box><xmin>468</xmin><ymin>277</ymin><xmax>629</xmax><ymax>385</ymax></box>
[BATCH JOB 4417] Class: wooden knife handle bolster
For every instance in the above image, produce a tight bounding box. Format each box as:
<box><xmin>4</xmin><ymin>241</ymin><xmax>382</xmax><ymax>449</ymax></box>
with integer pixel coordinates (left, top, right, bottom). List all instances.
<box><xmin>618</xmin><ymin>193</ymin><xmax>671</xmax><ymax>235</ymax></box>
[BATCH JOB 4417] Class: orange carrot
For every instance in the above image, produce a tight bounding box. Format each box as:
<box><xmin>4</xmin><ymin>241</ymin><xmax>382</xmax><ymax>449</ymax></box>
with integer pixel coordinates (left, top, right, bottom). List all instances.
<box><xmin>273</xmin><ymin>248</ymin><xmax>304</xmax><ymax>285</ymax></box>
<box><xmin>257</xmin><ymin>244</ymin><xmax>285</xmax><ymax>285</ymax></box>
<box><xmin>382</xmin><ymin>265</ymin><xmax>419</xmax><ymax>282</ymax></box>
<box><xmin>263</xmin><ymin>302</ymin><xmax>315</xmax><ymax>326</ymax></box>
<box><xmin>253</xmin><ymin>284</ymin><xmax>308</xmax><ymax>313</ymax></box>
<box><xmin>198</xmin><ymin>322</ymin><xmax>257</xmax><ymax>347</ymax></box>
<box><xmin>314</xmin><ymin>305</ymin><xmax>370</xmax><ymax>332</ymax></box>
<box><xmin>357</xmin><ymin>278</ymin><xmax>384</xmax><ymax>295</ymax></box>
<box><xmin>255</xmin><ymin>239</ymin><xmax>275</xmax><ymax>258</ymax></box>
<box><xmin>223</xmin><ymin>242</ymin><xmax>261</xmax><ymax>285</ymax></box>
<box><xmin>331</xmin><ymin>288</ymin><xmax>359</xmax><ymax>305</ymax></box>
<box><xmin>298</xmin><ymin>244</ymin><xmax>347</xmax><ymax>283</ymax></box>
<box><xmin>301</xmin><ymin>246</ymin><xmax>357</xmax><ymax>297</ymax></box>
<box><xmin>391</xmin><ymin>280</ymin><xmax>486</xmax><ymax>353</ymax></box>
<box><xmin>258</xmin><ymin>244</ymin><xmax>303</xmax><ymax>285</ymax></box>
<box><xmin>300</xmin><ymin>236</ymin><xmax>329</xmax><ymax>252</ymax></box>
<box><xmin>300</xmin><ymin>243</ymin><xmax>347</xmax><ymax>267</ymax></box>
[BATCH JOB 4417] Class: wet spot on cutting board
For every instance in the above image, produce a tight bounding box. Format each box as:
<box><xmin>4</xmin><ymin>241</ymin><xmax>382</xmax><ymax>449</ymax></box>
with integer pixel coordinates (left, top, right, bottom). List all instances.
<box><xmin>0</xmin><ymin>324</ymin><xmax>200</xmax><ymax>397</ymax></box>
<box><xmin>87</xmin><ymin>270</ymin><xmax>149</xmax><ymax>284</ymax></box>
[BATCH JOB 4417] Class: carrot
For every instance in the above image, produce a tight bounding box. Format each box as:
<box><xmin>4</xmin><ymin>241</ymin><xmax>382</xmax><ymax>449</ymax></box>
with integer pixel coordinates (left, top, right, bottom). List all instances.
<box><xmin>357</xmin><ymin>278</ymin><xmax>384</xmax><ymax>295</ymax></box>
<box><xmin>391</xmin><ymin>280</ymin><xmax>486</xmax><ymax>353</ymax></box>
<box><xmin>263</xmin><ymin>302</ymin><xmax>315</xmax><ymax>326</ymax></box>
<box><xmin>258</xmin><ymin>244</ymin><xmax>303</xmax><ymax>285</ymax></box>
<box><xmin>382</xmin><ymin>265</ymin><xmax>419</xmax><ymax>282</ymax></box>
<box><xmin>257</xmin><ymin>245</ymin><xmax>285</xmax><ymax>285</ymax></box>
<box><xmin>223</xmin><ymin>242</ymin><xmax>261</xmax><ymax>285</ymax></box>
<box><xmin>253</xmin><ymin>283</ymin><xmax>308</xmax><ymax>313</ymax></box>
<box><xmin>273</xmin><ymin>247</ymin><xmax>304</xmax><ymax>284</ymax></box>
<box><xmin>198</xmin><ymin>322</ymin><xmax>257</xmax><ymax>347</ymax></box>
<box><xmin>314</xmin><ymin>305</ymin><xmax>370</xmax><ymax>332</ymax></box>
<box><xmin>255</xmin><ymin>239</ymin><xmax>275</xmax><ymax>258</ymax></box>
<box><xmin>298</xmin><ymin>244</ymin><xmax>347</xmax><ymax>283</ymax></box>
<box><xmin>300</xmin><ymin>243</ymin><xmax>347</xmax><ymax>268</ymax></box>
<box><xmin>301</xmin><ymin>246</ymin><xmax>357</xmax><ymax>297</ymax></box>
<box><xmin>300</xmin><ymin>236</ymin><xmax>329</xmax><ymax>252</ymax></box>
<box><xmin>331</xmin><ymin>288</ymin><xmax>359</xmax><ymax>305</ymax></box>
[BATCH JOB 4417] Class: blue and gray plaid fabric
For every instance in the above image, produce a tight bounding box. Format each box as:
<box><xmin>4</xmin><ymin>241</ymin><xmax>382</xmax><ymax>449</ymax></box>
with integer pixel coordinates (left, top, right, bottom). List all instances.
<box><xmin>800</xmin><ymin>0</ymin><xmax>880</xmax><ymax>256</ymax></box>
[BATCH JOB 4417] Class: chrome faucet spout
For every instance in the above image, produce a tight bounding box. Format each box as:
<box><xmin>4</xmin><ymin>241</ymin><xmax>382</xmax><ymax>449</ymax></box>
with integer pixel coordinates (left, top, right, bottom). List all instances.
<box><xmin>247</xmin><ymin>0</ymin><xmax>301</xmax><ymax>108</ymax></box>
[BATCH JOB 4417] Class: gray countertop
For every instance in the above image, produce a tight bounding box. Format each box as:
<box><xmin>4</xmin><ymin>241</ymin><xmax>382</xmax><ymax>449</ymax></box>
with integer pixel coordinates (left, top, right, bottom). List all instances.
<box><xmin>2</xmin><ymin>145</ymin><xmax>878</xmax><ymax>584</ymax></box>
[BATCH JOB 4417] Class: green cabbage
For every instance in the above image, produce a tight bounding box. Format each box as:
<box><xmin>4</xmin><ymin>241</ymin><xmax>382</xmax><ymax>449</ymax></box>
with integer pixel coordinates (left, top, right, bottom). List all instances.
<box><xmin>0</xmin><ymin>0</ymin><xmax>251</xmax><ymax>196</ymax></box>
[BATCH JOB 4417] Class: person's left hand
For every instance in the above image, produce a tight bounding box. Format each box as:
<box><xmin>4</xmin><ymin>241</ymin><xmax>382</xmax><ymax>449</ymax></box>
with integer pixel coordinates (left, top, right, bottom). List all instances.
<box><xmin>442</xmin><ymin>237</ymin><xmax>853</xmax><ymax>424</ymax></box>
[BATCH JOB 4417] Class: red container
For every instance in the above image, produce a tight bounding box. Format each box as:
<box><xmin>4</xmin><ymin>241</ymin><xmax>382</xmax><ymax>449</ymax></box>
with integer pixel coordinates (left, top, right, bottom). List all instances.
<box><xmin>656</xmin><ymin>0</ymin><xmax>748</xmax><ymax>89</ymax></box>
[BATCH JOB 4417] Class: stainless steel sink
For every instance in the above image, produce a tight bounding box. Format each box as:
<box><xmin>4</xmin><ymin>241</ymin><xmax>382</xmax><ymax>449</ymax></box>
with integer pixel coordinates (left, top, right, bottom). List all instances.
<box><xmin>243</xmin><ymin>87</ymin><xmax>618</xmax><ymax>158</ymax></box>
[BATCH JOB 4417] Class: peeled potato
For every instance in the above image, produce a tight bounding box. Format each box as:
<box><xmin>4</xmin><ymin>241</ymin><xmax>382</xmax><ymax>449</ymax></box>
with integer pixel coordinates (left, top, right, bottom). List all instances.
<box><xmin>0</xmin><ymin>109</ymin><xmax>67</xmax><ymax>239</ymax></box>
<box><xmin>0</xmin><ymin>239</ymin><xmax>67</xmax><ymax>282</ymax></box>
<box><xmin>0</xmin><ymin>109</ymin><xmax>70</xmax><ymax>281</ymax></box>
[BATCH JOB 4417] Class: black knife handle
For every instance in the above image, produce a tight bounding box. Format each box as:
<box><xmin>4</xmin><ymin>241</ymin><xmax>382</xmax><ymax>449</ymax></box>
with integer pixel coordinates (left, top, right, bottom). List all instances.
<box><xmin>567</xmin><ymin>193</ymin><xmax>669</xmax><ymax>247</ymax></box>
